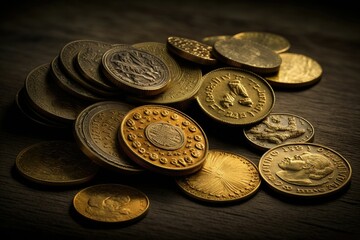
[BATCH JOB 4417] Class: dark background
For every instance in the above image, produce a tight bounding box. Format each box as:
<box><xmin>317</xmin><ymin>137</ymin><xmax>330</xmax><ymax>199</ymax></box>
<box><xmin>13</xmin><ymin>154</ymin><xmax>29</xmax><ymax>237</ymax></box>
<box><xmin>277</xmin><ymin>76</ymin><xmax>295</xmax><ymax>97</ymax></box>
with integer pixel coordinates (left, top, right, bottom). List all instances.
<box><xmin>1</xmin><ymin>0</ymin><xmax>359</xmax><ymax>239</ymax></box>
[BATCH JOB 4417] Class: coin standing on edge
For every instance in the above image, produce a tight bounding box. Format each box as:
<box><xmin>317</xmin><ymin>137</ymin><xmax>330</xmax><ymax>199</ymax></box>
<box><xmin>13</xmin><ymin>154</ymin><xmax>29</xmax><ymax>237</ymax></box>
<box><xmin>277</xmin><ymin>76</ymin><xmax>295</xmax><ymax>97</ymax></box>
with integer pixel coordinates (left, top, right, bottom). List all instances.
<box><xmin>258</xmin><ymin>143</ymin><xmax>352</xmax><ymax>198</ymax></box>
<box><xmin>175</xmin><ymin>150</ymin><xmax>261</xmax><ymax>203</ymax></box>
<box><xmin>73</xmin><ymin>184</ymin><xmax>150</xmax><ymax>224</ymax></box>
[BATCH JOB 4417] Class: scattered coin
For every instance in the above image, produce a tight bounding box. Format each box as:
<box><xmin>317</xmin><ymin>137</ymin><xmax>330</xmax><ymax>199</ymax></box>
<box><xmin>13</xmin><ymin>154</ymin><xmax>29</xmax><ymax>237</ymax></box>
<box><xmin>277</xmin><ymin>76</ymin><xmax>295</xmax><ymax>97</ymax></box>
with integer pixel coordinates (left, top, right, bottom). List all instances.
<box><xmin>202</xmin><ymin>35</ymin><xmax>232</xmax><ymax>46</ymax></box>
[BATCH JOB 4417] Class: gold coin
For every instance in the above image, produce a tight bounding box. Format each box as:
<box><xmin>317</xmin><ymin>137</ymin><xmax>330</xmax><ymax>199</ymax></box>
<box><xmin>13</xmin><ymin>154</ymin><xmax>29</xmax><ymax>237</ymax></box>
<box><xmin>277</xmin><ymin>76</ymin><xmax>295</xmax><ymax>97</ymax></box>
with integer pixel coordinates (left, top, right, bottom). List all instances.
<box><xmin>243</xmin><ymin>113</ymin><xmax>315</xmax><ymax>151</ymax></box>
<box><xmin>195</xmin><ymin>67</ymin><xmax>275</xmax><ymax>126</ymax></box>
<box><xmin>232</xmin><ymin>31</ymin><xmax>290</xmax><ymax>53</ymax></box>
<box><xmin>118</xmin><ymin>105</ymin><xmax>209</xmax><ymax>176</ymax></box>
<box><xmin>265</xmin><ymin>52</ymin><xmax>323</xmax><ymax>88</ymax></box>
<box><xmin>258</xmin><ymin>143</ymin><xmax>352</xmax><ymax>198</ymax></box>
<box><xmin>213</xmin><ymin>38</ymin><xmax>282</xmax><ymax>74</ymax></box>
<box><xmin>102</xmin><ymin>45</ymin><xmax>171</xmax><ymax>96</ymax></box>
<box><xmin>175</xmin><ymin>150</ymin><xmax>261</xmax><ymax>203</ymax></box>
<box><xmin>202</xmin><ymin>35</ymin><xmax>232</xmax><ymax>46</ymax></box>
<box><xmin>74</xmin><ymin>101</ymin><xmax>144</xmax><ymax>174</ymax></box>
<box><xmin>15</xmin><ymin>141</ymin><xmax>99</xmax><ymax>186</ymax></box>
<box><xmin>166</xmin><ymin>36</ymin><xmax>218</xmax><ymax>65</ymax></box>
<box><xmin>73</xmin><ymin>184</ymin><xmax>150</xmax><ymax>223</ymax></box>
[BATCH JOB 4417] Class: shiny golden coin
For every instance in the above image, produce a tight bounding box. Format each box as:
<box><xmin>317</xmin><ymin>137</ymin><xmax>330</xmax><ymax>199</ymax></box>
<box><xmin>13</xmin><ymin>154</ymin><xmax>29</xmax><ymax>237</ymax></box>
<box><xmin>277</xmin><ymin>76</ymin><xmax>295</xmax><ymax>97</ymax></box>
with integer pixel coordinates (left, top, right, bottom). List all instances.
<box><xmin>74</xmin><ymin>101</ymin><xmax>144</xmax><ymax>174</ymax></box>
<box><xmin>73</xmin><ymin>184</ymin><xmax>150</xmax><ymax>223</ymax></box>
<box><xmin>213</xmin><ymin>38</ymin><xmax>282</xmax><ymax>74</ymax></box>
<box><xmin>259</xmin><ymin>143</ymin><xmax>352</xmax><ymax>197</ymax></box>
<box><xmin>195</xmin><ymin>67</ymin><xmax>275</xmax><ymax>126</ymax></box>
<box><xmin>202</xmin><ymin>35</ymin><xmax>232</xmax><ymax>46</ymax></box>
<box><xmin>15</xmin><ymin>141</ymin><xmax>99</xmax><ymax>186</ymax></box>
<box><xmin>119</xmin><ymin>105</ymin><xmax>209</xmax><ymax>176</ymax></box>
<box><xmin>265</xmin><ymin>53</ymin><xmax>323</xmax><ymax>88</ymax></box>
<box><xmin>232</xmin><ymin>31</ymin><xmax>290</xmax><ymax>53</ymax></box>
<box><xmin>102</xmin><ymin>45</ymin><xmax>171</xmax><ymax>96</ymax></box>
<box><xmin>166</xmin><ymin>36</ymin><xmax>217</xmax><ymax>65</ymax></box>
<box><xmin>243</xmin><ymin>113</ymin><xmax>315</xmax><ymax>152</ymax></box>
<box><xmin>175</xmin><ymin>150</ymin><xmax>261</xmax><ymax>203</ymax></box>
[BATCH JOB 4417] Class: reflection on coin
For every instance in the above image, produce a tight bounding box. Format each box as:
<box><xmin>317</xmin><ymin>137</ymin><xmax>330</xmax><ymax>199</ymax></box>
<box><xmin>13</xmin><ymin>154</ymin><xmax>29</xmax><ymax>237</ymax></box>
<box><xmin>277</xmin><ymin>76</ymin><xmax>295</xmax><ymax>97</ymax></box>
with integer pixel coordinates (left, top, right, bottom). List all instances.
<box><xmin>265</xmin><ymin>53</ymin><xmax>323</xmax><ymax>88</ymax></box>
<box><xmin>202</xmin><ymin>35</ymin><xmax>232</xmax><ymax>46</ymax></box>
<box><xmin>243</xmin><ymin>113</ymin><xmax>315</xmax><ymax>151</ymax></box>
<box><xmin>74</xmin><ymin>101</ymin><xmax>144</xmax><ymax>174</ymax></box>
<box><xmin>258</xmin><ymin>143</ymin><xmax>352</xmax><ymax>197</ymax></box>
<box><xmin>195</xmin><ymin>67</ymin><xmax>275</xmax><ymax>126</ymax></box>
<box><xmin>118</xmin><ymin>105</ymin><xmax>209</xmax><ymax>176</ymax></box>
<box><xmin>175</xmin><ymin>150</ymin><xmax>261</xmax><ymax>203</ymax></box>
<box><xmin>232</xmin><ymin>31</ymin><xmax>290</xmax><ymax>53</ymax></box>
<box><xmin>73</xmin><ymin>184</ymin><xmax>150</xmax><ymax>223</ymax></box>
<box><xmin>15</xmin><ymin>141</ymin><xmax>99</xmax><ymax>186</ymax></box>
<box><xmin>166</xmin><ymin>36</ymin><xmax>218</xmax><ymax>65</ymax></box>
<box><xmin>213</xmin><ymin>38</ymin><xmax>282</xmax><ymax>74</ymax></box>
<box><xmin>102</xmin><ymin>45</ymin><xmax>171</xmax><ymax>96</ymax></box>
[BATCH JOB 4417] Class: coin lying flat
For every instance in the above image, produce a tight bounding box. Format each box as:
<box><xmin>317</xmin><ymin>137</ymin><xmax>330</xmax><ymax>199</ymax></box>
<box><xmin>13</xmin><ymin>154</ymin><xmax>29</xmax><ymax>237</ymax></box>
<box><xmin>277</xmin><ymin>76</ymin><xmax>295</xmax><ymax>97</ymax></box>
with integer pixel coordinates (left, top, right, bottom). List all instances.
<box><xmin>15</xmin><ymin>141</ymin><xmax>99</xmax><ymax>186</ymax></box>
<box><xmin>195</xmin><ymin>67</ymin><xmax>275</xmax><ymax>126</ymax></box>
<box><xmin>258</xmin><ymin>143</ymin><xmax>352</xmax><ymax>198</ymax></box>
<box><xmin>73</xmin><ymin>184</ymin><xmax>150</xmax><ymax>223</ymax></box>
<box><xmin>243</xmin><ymin>113</ymin><xmax>315</xmax><ymax>151</ymax></box>
<box><xmin>175</xmin><ymin>150</ymin><xmax>261</xmax><ymax>203</ymax></box>
<box><xmin>74</xmin><ymin>101</ymin><xmax>144</xmax><ymax>174</ymax></box>
<box><xmin>265</xmin><ymin>53</ymin><xmax>323</xmax><ymax>88</ymax></box>
<box><xmin>118</xmin><ymin>105</ymin><xmax>209</xmax><ymax>176</ymax></box>
<box><xmin>202</xmin><ymin>35</ymin><xmax>232</xmax><ymax>46</ymax></box>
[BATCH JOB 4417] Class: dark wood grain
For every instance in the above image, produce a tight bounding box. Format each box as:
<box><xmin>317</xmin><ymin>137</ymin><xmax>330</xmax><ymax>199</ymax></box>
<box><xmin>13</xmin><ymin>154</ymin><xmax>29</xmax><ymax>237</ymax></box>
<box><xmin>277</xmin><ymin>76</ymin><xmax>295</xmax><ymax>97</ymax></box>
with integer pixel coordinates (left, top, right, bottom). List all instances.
<box><xmin>1</xmin><ymin>0</ymin><xmax>359</xmax><ymax>239</ymax></box>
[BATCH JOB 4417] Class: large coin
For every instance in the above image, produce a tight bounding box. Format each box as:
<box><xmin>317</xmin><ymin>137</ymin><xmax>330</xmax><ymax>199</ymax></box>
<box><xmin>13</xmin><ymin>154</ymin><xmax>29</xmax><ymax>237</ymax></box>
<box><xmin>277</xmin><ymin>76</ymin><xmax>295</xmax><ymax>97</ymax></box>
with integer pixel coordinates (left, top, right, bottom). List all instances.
<box><xmin>195</xmin><ymin>67</ymin><xmax>275</xmax><ymax>126</ymax></box>
<box><xmin>258</xmin><ymin>143</ymin><xmax>352</xmax><ymax>197</ymax></box>
<box><xmin>15</xmin><ymin>141</ymin><xmax>99</xmax><ymax>186</ymax></box>
<box><xmin>73</xmin><ymin>184</ymin><xmax>150</xmax><ymax>223</ymax></box>
<box><xmin>118</xmin><ymin>105</ymin><xmax>209</xmax><ymax>176</ymax></box>
<box><xmin>74</xmin><ymin>101</ymin><xmax>144</xmax><ymax>174</ymax></box>
<box><xmin>175</xmin><ymin>150</ymin><xmax>261</xmax><ymax>203</ymax></box>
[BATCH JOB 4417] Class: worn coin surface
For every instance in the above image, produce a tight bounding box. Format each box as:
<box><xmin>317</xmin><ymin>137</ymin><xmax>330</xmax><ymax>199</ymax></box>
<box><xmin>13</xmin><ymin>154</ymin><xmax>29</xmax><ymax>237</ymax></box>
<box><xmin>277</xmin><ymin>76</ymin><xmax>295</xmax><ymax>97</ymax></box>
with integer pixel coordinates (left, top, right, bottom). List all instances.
<box><xmin>175</xmin><ymin>150</ymin><xmax>261</xmax><ymax>203</ymax></box>
<box><xmin>74</xmin><ymin>101</ymin><xmax>144</xmax><ymax>174</ymax></box>
<box><xmin>258</xmin><ymin>143</ymin><xmax>352</xmax><ymax>197</ymax></box>
<box><xmin>265</xmin><ymin>52</ymin><xmax>323</xmax><ymax>88</ymax></box>
<box><xmin>195</xmin><ymin>67</ymin><xmax>275</xmax><ymax>126</ymax></box>
<box><xmin>73</xmin><ymin>184</ymin><xmax>150</xmax><ymax>223</ymax></box>
<box><xmin>15</xmin><ymin>141</ymin><xmax>99</xmax><ymax>186</ymax></box>
<box><xmin>118</xmin><ymin>105</ymin><xmax>209</xmax><ymax>176</ymax></box>
<box><xmin>243</xmin><ymin>113</ymin><xmax>315</xmax><ymax>151</ymax></box>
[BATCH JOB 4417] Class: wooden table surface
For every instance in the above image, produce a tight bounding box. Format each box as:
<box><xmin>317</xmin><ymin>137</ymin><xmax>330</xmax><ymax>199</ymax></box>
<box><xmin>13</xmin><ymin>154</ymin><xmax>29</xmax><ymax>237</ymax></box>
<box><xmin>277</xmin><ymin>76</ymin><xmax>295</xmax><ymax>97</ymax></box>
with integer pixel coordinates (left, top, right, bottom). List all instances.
<box><xmin>1</xmin><ymin>0</ymin><xmax>359</xmax><ymax>239</ymax></box>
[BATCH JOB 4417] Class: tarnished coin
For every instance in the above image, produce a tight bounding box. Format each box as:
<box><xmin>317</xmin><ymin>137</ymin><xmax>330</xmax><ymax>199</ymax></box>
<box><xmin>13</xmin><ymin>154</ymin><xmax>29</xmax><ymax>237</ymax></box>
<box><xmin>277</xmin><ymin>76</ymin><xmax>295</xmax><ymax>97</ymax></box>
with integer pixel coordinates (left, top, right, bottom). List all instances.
<box><xmin>118</xmin><ymin>105</ymin><xmax>209</xmax><ymax>176</ymax></box>
<box><xmin>202</xmin><ymin>35</ymin><xmax>232</xmax><ymax>46</ymax></box>
<box><xmin>265</xmin><ymin>53</ymin><xmax>323</xmax><ymax>88</ymax></box>
<box><xmin>15</xmin><ymin>141</ymin><xmax>99</xmax><ymax>186</ymax></box>
<box><xmin>213</xmin><ymin>38</ymin><xmax>282</xmax><ymax>75</ymax></box>
<box><xmin>175</xmin><ymin>150</ymin><xmax>261</xmax><ymax>203</ymax></box>
<box><xmin>166</xmin><ymin>36</ymin><xmax>218</xmax><ymax>65</ymax></box>
<box><xmin>74</xmin><ymin>101</ymin><xmax>144</xmax><ymax>174</ymax></box>
<box><xmin>102</xmin><ymin>45</ymin><xmax>171</xmax><ymax>96</ymax></box>
<box><xmin>232</xmin><ymin>31</ymin><xmax>290</xmax><ymax>53</ymax></box>
<box><xmin>243</xmin><ymin>113</ymin><xmax>315</xmax><ymax>151</ymax></box>
<box><xmin>195</xmin><ymin>67</ymin><xmax>275</xmax><ymax>126</ymax></box>
<box><xmin>73</xmin><ymin>184</ymin><xmax>150</xmax><ymax>223</ymax></box>
<box><xmin>259</xmin><ymin>143</ymin><xmax>352</xmax><ymax>198</ymax></box>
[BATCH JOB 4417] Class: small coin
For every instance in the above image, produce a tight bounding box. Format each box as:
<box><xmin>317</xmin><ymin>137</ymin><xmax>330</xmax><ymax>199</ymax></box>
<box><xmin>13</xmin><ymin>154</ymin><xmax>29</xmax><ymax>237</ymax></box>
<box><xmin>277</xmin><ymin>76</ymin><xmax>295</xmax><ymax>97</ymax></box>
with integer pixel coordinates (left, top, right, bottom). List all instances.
<box><xmin>102</xmin><ymin>45</ymin><xmax>171</xmax><ymax>96</ymax></box>
<box><xmin>166</xmin><ymin>36</ymin><xmax>218</xmax><ymax>65</ymax></box>
<box><xmin>258</xmin><ymin>143</ymin><xmax>352</xmax><ymax>198</ymax></box>
<box><xmin>15</xmin><ymin>141</ymin><xmax>99</xmax><ymax>186</ymax></box>
<box><xmin>118</xmin><ymin>105</ymin><xmax>209</xmax><ymax>176</ymax></box>
<box><xmin>265</xmin><ymin>52</ymin><xmax>323</xmax><ymax>88</ymax></box>
<box><xmin>74</xmin><ymin>101</ymin><xmax>144</xmax><ymax>174</ymax></box>
<box><xmin>175</xmin><ymin>150</ymin><xmax>261</xmax><ymax>203</ymax></box>
<box><xmin>243</xmin><ymin>113</ymin><xmax>315</xmax><ymax>151</ymax></box>
<box><xmin>195</xmin><ymin>67</ymin><xmax>275</xmax><ymax>126</ymax></box>
<box><xmin>232</xmin><ymin>31</ymin><xmax>290</xmax><ymax>53</ymax></box>
<box><xmin>202</xmin><ymin>35</ymin><xmax>232</xmax><ymax>46</ymax></box>
<box><xmin>73</xmin><ymin>184</ymin><xmax>150</xmax><ymax>223</ymax></box>
<box><xmin>213</xmin><ymin>38</ymin><xmax>282</xmax><ymax>75</ymax></box>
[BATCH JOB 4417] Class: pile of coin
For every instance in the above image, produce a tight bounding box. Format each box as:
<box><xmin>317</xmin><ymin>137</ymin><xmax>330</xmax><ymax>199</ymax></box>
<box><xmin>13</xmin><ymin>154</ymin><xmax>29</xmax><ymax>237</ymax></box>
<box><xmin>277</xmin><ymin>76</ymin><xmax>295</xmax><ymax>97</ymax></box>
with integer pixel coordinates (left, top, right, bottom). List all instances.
<box><xmin>14</xmin><ymin>31</ymin><xmax>352</xmax><ymax>224</ymax></box>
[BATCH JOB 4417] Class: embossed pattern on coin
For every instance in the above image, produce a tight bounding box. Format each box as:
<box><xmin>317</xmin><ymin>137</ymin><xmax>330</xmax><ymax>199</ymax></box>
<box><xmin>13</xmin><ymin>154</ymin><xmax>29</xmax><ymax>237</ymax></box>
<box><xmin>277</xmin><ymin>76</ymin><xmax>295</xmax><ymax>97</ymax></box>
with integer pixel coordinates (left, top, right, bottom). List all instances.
<box><xmin>175</xmin><ymin>150</ymin><xmax>261</xmax><ymax>203</ymax></box>
<box><xmin>73</xmin><ymin>184</ymin><xmax>149</xmax><ymax>223</ymax></box>
<box><xmin>258</xmin><ymin>143</ymin><xmax>352</xmax><ymax>197</ymax></box>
